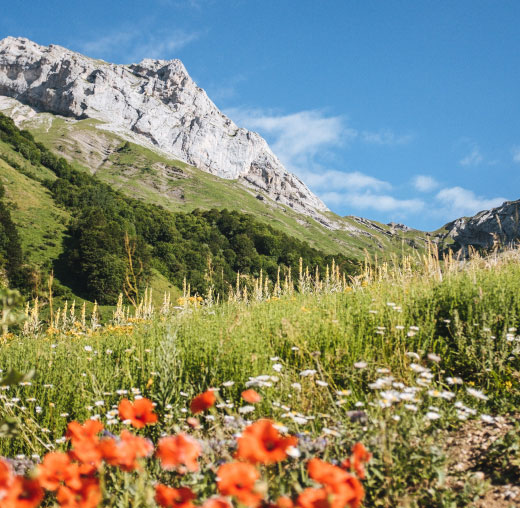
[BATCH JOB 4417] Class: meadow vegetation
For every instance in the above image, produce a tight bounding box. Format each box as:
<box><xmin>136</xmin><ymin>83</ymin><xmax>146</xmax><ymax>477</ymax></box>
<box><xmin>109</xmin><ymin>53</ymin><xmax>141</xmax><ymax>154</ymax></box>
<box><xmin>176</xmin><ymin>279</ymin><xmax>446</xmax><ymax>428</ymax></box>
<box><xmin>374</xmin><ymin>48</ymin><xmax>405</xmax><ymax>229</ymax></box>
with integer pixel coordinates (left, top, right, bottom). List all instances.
<box><xmin>0</xmin><ymin>112</ymin><xmax>358</xmax><ymax>305</ymax></box>
<box><xmin>1</xmin><ymin>248</ymin><xmax>519</xmax><ymax>506</ymax></box>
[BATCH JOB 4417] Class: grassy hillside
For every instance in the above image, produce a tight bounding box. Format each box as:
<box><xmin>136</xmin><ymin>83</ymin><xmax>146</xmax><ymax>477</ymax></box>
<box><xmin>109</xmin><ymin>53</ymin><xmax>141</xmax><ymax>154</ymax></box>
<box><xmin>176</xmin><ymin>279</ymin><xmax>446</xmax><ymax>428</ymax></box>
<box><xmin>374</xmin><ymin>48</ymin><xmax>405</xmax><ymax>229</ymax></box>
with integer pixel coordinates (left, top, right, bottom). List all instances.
<box><xmin>0</xmin><ymin>100</ymin><xmax>428</xmax><ymax>260</ymax></box>
<box><xmin>1</xmin><ymin>249</ymin><xmax>519</xmax><ymax>506</ymax></box>
<box><xmin>0</xmin><ymin>145</ymin><xmax>68</xmax><ymax>269</ymax></box>
<box><xmin>0</xmin><ymin>113</ymin><xmax>363</xmax><ymax>310</ymax></box>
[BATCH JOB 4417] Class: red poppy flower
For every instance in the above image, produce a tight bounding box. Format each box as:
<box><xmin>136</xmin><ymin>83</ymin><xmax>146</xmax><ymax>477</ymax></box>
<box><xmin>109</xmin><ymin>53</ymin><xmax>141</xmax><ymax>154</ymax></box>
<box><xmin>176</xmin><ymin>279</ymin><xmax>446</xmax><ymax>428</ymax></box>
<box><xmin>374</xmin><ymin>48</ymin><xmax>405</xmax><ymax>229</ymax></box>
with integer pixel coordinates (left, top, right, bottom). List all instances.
<box><xmin>236</xmin><ymin>419</ymin><xmax>298</xmax><ymax>464</ymax></box>
<box><xmin>3</xmin><ymin>476</ymin><xmax>44</xmax><ymax>508</ymax></box>
<box><xmin>189</xmin><ymin>391</ymin><xmax>216</xmax><ymax>414</ymax></box>
<box><xmin>277</xmin><ymin>496</ymin><xmax>295</xmax><ymax>508</ymax></box>
<box><xmin>118</xmin><ymin>398</ymin><xmax>158</xmax><ymax>428</ymax></box>
<box><xmin>0</xmin><ymin>459</ymin><xmax>13</xmax><ymax>501</ymax></box>
<box><xmin>56</xmin><ymin>477</ymin><xmax>101</xmax><ymax>508</ymax></box>
<box><xmin>307</xmin><ymin>459</ymin><xmax>364</xmax><ymax>508</ymax></box>
<box><xmin>155</xmin><ymin>485</ymin><xmax>196</xmax><ymax>508</ymax></box>
<box><xmin>308</xmin><ymin>459</ymin><xmax>349</xmax><ymax>486</ymax></box>
<box><xmin>156</xmin><ymin>434</ymin><xmax>202</xmax><ymax>472</ymax></box>
<box><xmin>341</xmin><ymin>443</ymin><xmax>371</xmax><ymax>480</ymax></box>
<box><xmin>216</xmin><ymin>462</ymin><xmax>262</xmax><ymax>507</ymax></box>
<box><xmin>201</xmin><ymin>497</ymin><xmax>233</xmax><ymax>508</ymax></box>
<box><xmin>37</xmin><ymin>452</ymin><xmax>82</xmax><ymax>492</ymax></box>
<box><xmin>297</xmin><ymin>488</ymin><xmax>330</xmax><ymax>508</ymax></box>
<box><xmin>241</xmin><ymin>389</ymin><xmax>262</xmax><ymax>403</ymax></box>
<box><xmin>66</xmin><ymin>420</ymin><xmax>104</xmax><ymax>470</ymax></box>
<box><xmin>99</xmin><ymin>430</ymin><xmax>153</xmax><ymax>471</ymax></box>
<box><xmin>66</xmin><ymin>420</ymin><xmax>104</xmax><ymax>444</ymax></box>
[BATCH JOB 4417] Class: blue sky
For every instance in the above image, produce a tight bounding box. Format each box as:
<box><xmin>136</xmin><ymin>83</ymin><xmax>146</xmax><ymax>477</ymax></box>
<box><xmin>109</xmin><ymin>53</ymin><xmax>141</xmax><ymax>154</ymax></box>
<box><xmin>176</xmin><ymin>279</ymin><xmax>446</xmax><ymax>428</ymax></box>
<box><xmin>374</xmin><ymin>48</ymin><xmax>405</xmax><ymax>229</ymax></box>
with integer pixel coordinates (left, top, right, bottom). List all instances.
<box><xmin>2</xmin><ymin>0</ymin><xmax>520</xmax><ymax>230</ymax></box>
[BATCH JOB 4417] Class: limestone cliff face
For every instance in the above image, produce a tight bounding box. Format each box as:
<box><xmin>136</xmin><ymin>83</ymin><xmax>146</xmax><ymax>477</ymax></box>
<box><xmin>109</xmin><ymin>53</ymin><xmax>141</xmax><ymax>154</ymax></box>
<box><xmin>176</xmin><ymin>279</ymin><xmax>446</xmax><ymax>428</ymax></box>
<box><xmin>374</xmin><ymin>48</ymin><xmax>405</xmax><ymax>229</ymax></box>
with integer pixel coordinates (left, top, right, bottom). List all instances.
<box><xmin>0</xmin><ymin>36</ymin><xmax>328</xmax><ymax>218</ymax></box>
<box><xmin>438</xmin><ymin>200</ymin><xmax>520</xmax><ymax>252</ymax></box>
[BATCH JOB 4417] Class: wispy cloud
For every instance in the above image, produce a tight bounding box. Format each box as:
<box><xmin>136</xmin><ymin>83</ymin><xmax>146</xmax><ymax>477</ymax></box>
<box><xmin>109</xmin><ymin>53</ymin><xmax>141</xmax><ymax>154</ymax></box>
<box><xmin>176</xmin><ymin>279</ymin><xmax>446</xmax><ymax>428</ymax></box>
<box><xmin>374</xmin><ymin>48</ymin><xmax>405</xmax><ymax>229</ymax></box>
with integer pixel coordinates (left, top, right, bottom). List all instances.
<box><xmin>321</xmin><ymin>191</ymin><xmax>424</xmax><ymax>213</ymax></box>
<box><xmin>512</xmin><ymin>146</ymin><xmax>520</xmax><ymax>164</ymax></box>
<box><xmin>80</xmin><ymin>28</ymin><xmax>200</xmax><ymax>63</ymax></box>
<box><xmin>435</xmin><ymin>186</ymin><xmax>506</xmax><ymax>217</ymax></box>
<box><xmin>304</xmin><ymin>169</ymin><xmax>390</xmax><ymax>193</ymax></box>
<box><xmin>205</xmin><ymin>74</ymin><xmax>248</xmax><ymax>104</ymax></box>
<box><xmin>226</xmin><ymin>107</ymin><xmax>423</xmax><ymax>218</ymax></box>
<box><xmin>226</xmin><ymin>108</ymin><xmax>352</xmax><ymax>167</ymax></box>
<box><xmin>361</xmin><ymin>130</ymin><xmax>413</xmax><ymax>146</ymax></box>
<box><xmin>413</xmin><ymin>175</ymin><xmax>439</xmax><ymax>192</ymax></box>
<box><xmin>459</xmin><ymin>144</ymin><xmax>483</xmax><ymax>167</ymax></box>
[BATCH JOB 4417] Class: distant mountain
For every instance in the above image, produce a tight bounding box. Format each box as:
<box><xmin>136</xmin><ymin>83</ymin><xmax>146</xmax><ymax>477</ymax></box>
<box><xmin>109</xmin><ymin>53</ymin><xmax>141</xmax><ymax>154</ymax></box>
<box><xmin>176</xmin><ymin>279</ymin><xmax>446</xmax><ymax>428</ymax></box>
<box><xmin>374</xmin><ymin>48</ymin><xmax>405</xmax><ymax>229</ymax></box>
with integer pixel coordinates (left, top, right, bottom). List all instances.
<box><xmin>0</xmin><ymin>36</ymin><xmax>328</xmax><ymax>222</ymax></box>
<box><xmin>435</xmin><ymin>199</ymin><xmax>520</xmax><ymax>254</ymax></box>
<box><xmin>0</xmin><ymin>36</ymin><xmax>428</xmax><ymax>261</ymax></box>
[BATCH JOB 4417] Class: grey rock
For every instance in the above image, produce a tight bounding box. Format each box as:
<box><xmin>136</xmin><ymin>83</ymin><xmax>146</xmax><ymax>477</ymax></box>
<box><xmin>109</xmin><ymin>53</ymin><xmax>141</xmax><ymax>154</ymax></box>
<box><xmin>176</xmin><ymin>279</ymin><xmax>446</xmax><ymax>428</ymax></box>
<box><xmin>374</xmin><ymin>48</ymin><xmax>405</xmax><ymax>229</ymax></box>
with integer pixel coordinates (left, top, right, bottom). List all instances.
<box><xmin>0</xmin><ymin>36</ymin><xmax>329</xmax><ymax>221</ymax></box>
<box><xmin>439</xmin><ymin>199</ymin><xmax>520</xmax><ymax>253</ymax></box>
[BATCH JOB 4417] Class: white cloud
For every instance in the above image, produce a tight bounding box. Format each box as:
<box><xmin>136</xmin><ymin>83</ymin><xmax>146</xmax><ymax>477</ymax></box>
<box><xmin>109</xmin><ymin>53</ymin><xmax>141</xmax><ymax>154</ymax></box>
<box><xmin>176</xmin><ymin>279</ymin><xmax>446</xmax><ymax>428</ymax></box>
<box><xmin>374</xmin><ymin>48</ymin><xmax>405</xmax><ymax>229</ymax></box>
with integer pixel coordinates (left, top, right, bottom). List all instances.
<box><xmin>80</xmin><ymin>29</ymin><xmax>199</xmax><ymax>63</ymax></box>
<box><xmin>303</xmin><ymin>169</ymin><xmax>390</xmax><ymax>193</ymax></box>
<box><xmin>413</xmin><ymin>175</ymin><xmax>439</xmax><ymax>192</ymax></box>
<box><xmin>321</xmin><ymin>191</ymin><xmax>424</xmax><ymax>213</ymax></box>
<box><xmin>226</xmin><ymin>107</ymin><xmax>423</xmax><ymax>218</ymax></box>
<box><xmin>226</xmin><ymin>108</ymin><xmax>353</xmax><ymax>167</ymax></box>
<box><xmin>435</xmin><ymin>186</ymin><xmax>506</xmax><ymax>217</ymax></box>
<box><xmin>361</xmin><ymin>130</ymin><xmax>413</xmax><ymax>146</ymax></box>
<box><xmin>459</xmin><ymin>145</ymin><xmax>483</xmax><ymax>167</ymax></box>
<box><xmin>512</xmin><ymin>146</ymin><xmax>520</xmax><ymax>164</ymax></box>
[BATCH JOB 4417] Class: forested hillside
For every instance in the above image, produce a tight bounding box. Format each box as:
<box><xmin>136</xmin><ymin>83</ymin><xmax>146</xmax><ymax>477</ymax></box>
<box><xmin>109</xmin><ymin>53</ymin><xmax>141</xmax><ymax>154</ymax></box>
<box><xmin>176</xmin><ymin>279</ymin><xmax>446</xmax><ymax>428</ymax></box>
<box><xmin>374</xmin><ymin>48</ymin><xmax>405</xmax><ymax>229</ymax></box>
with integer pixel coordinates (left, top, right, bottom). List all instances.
<box><xmin>0</xmin><ymin>113</ymin><xmax>359</xmax><ymax>304</ymax></box>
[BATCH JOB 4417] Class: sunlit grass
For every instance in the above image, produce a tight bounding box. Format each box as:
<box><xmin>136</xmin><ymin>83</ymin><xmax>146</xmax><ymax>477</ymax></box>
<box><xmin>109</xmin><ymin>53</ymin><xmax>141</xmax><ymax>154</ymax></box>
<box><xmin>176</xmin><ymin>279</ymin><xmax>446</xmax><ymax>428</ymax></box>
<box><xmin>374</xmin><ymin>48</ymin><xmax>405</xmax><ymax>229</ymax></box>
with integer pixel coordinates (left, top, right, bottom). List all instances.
<box><xmin>1</xmin><ymin>249</ymin><xmax>520</xmax><ymax>505</ymax></box>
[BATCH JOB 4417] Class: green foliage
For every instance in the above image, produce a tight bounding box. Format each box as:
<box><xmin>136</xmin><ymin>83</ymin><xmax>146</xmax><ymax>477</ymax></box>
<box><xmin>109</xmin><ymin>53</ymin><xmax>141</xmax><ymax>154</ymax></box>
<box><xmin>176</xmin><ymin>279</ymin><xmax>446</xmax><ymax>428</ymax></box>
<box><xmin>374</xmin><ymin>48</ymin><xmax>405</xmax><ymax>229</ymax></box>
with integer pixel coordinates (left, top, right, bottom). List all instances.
<box><xmin>0</xmin><ymin>112</ymin><xmax>359</xmax><ymax>304</ymax></box>
<box><xmin>1</xmin><ymin>252</ymin><xmax>520</xmax><ymax>504</ymax></box>
<box><xmin>0</xmin><ymin>181</ymin><xmax>26</xmax><ymax>288</ymax></box>
<box><xmin>479</xmin><ymin>421</ymin><xmax>520</xmax><ymax>483</ymax></box>
<box><xmin>0</xmin><ymin>287</ymin><xmax>25</xmax><ymax>333</ymax></box>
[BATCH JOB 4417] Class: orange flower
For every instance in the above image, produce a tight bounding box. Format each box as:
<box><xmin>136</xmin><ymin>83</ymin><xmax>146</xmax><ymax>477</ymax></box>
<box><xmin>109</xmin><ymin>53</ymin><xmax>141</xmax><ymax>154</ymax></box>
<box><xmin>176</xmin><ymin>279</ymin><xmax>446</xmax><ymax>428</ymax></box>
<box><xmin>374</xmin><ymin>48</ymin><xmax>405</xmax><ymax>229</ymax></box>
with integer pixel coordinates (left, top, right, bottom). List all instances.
<box><xmin>68</xmin><ymin>445</ymin><xmax>102</xmax><ymax>474</ymax></box>
<box><xmin>189</xmin><ymin>391</ymin><xmax>216</xmax><ymax>414</ymax></box>
<box><xmin>307</xmin><ymin>459</ymin><xmax>364</xmax><ymax>508</ymax></box>
<box><xmin>155</xmin><ymin>485</ymin><xmax>196</xmax><ymax>508</ymax></box>
<box><xmin>201</xmin><ymin>497</ymin><xmax>233</xmax><ymax>508</ymax></box>
<box><xmin>66</xmin><ymin>420</ymin><xmax>104</xmax><ymax>445</ymax></box>
<box><xmin>236</xmin><ymin>419</ymin><xmax>298</xmax><ymax>464</ymax></box>
<box><xmin>66</xmin><ymin>420</ymin><xmax>104</xmax><ymax>469</ymax></box>
<box><xmin>186</xmin><ymin>417</ymin><xmax>201</xmax><ymax>429</ymax></box>
<box><xmin>156</xmin><ymin>434</ymin><xmax>202</xmax><ymax>472</ymax></box>
<box><xmin>99</xmin><ymin>430</ymin><xmax>153</xmax><ymax>471</ymax></box>
<box><xmin>55</xmin><ymin>477</ymin><xmax>101</xmax><ymax>508</ymax></box>
<box><xmin>296</xmin><ymin>488</ymin><xmax>329</xmax><ymax>508</ymax></box>
<box><xmin>342</xmin><ymin>443</ymin><xmax>371</xmax><ymax>480</ymax></box>
<box><xmin>308</xmin><ymin>459</ymin><xmax>348</xmax><ymax>486</ymax></box>
<box><xmin>0</xmin><ymin>459</ymin><xmax>13</xmax><ymax>501</ymax></box>
<box><xmin>241</xmin><ymin>389</ymin><xmax>262</xmax><ymax>403</ymax></box>
<box><xmin>277</xmin><ymin>496</ymin><xmax>295</xmax><ymax>508</ymax></box>
<box><xmin>3</xmin><ymin>476</ymin><xmax>44</xmax><ymax>508</ymax></box>
<box><xmin>216</xmin><ymin>462</ymin><xmax>262</xmax><ymax>507</ymax></box>
<box><xmin>118</xmin><ymin>398</ymin><xmax>158</xmax><ymax>428</ymax></box>
<box><xmin>37</xmin><ymin>452</ymin><xmax>82</xmax><ymax>492</ymax></box>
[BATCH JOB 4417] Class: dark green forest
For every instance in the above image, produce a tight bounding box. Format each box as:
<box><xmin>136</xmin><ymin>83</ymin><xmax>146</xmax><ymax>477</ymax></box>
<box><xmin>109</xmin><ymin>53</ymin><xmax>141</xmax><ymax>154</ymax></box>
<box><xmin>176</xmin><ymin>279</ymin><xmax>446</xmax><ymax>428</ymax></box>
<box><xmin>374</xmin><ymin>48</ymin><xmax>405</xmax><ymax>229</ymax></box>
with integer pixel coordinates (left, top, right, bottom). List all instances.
<box><xmin>0</xmin><ymin>181</ymin><xmax>26</xmax><ymax>289</ymax></box>
<box><xmin>0</xmin><ymin>113</ymin><xmax>358</xmax><ymax>304</ymax></box>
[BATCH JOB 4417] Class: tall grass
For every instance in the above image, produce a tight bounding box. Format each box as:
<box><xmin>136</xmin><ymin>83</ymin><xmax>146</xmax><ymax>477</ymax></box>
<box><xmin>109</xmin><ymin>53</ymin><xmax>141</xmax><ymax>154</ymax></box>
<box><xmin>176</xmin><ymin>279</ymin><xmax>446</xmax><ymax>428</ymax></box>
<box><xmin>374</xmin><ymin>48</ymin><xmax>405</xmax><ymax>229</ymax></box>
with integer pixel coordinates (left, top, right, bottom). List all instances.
<box><xmin>1</xmin><ymin>248</ymin><xmax>520</xmax><ymax>505</ymax></box>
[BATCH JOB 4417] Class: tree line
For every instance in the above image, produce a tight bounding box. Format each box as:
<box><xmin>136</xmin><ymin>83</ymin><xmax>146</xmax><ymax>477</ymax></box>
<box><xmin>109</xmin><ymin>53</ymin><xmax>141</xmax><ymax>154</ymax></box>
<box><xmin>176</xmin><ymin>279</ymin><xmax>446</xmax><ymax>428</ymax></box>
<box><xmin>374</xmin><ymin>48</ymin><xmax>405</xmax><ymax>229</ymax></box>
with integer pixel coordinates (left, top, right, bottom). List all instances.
<box><xmin>0</xmin><ymin>113</ymin><xmax>359</xmax><ymax>304</ymax></box>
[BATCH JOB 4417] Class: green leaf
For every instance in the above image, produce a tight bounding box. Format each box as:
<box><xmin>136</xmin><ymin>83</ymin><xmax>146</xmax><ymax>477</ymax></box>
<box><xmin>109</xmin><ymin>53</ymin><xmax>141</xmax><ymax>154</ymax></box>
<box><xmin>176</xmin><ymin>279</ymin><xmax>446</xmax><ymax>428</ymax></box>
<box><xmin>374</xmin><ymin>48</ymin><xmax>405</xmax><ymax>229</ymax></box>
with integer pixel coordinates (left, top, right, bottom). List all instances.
<box><xmin>0</xmin><ymin>416</ymin><xmax>19</xmax><ymax>438</ymax></box>
<box><xmin>0</xmin><ymin>369</ymin><xmax>35</xmax><ymax>386</ymax></box>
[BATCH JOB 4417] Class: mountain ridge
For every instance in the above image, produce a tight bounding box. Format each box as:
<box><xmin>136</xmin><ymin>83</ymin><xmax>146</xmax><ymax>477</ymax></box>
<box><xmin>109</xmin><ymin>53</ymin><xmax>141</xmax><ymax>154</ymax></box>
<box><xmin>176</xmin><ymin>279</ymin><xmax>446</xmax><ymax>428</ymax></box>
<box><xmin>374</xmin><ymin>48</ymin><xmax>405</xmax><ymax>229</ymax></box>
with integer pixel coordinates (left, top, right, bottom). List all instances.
<box><xmin>0</xmin><ymin>36</ymin><xmax>518</xmax><ymax>260</ymax></box>
<box><xmin>0</xmin><ymin>36</ymin><xmax>330</xmax><ymax>223</ymax></box>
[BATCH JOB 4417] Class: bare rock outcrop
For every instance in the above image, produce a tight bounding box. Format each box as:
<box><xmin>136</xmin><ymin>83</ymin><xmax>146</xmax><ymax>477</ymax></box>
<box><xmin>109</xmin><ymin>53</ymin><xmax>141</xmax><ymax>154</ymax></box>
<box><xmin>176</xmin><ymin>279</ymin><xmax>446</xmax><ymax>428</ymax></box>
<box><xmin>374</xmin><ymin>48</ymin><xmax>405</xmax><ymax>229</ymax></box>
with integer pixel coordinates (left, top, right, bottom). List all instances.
<box><xmin>439</xmin><ymin>199</ymin><xmax>520</xmax><ymax>253</ymax></box>
<box><xmin>0</xmin><ymin>36</ymin><xmax>329</xmax><ymax>220</ymax></box>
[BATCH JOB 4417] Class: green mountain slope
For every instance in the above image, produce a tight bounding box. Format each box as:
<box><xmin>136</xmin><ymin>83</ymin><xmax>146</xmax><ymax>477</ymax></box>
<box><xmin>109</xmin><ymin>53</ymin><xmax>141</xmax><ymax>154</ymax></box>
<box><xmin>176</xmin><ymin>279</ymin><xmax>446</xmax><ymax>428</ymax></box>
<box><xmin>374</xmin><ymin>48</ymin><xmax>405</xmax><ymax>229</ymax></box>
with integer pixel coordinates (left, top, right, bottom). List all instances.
<box><xmin>0</xmin><ymin>99</ymin><xmax>429</xmax><ymax>260</ymax></box>
<box><xmin>0</xmin><ymin>112</ymin><xmax>361</xmax><ymax>306</ymax></box>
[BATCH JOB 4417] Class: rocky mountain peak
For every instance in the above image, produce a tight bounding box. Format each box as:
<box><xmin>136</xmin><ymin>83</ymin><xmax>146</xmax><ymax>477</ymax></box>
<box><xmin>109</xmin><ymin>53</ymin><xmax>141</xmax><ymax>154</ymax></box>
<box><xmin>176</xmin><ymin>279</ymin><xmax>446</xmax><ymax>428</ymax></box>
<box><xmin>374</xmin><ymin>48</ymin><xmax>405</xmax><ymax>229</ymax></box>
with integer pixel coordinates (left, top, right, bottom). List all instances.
<box><xmin>0</xmin><ymin>36</ymin><xmax>329</xmax><ymax>221</ymax></box>
<box><xmin>438</xmin><ymin>199</ymin><xmax>520</xmax><ymax>253</ymax></box>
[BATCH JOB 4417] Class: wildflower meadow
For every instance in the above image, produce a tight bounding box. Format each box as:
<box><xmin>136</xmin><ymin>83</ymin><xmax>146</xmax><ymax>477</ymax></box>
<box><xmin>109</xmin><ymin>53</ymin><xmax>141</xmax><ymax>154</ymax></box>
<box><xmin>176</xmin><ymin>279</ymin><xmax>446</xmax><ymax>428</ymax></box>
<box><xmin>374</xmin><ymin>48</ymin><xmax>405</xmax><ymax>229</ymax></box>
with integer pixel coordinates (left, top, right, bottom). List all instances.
<box><xmin>1</xmin><ymin>249</ymin><xmax>520</xmax><ymax>507</ymax></box>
